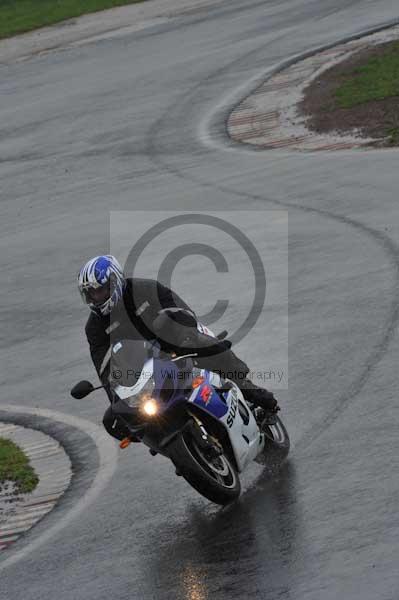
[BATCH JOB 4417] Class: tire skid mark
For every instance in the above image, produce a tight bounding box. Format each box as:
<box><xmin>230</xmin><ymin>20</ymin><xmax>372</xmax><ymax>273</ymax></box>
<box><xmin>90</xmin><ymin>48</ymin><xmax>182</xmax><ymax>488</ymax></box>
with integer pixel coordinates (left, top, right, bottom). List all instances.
<box><xmin>144</xmin><ymin>25</ymin><xmax>399</xmax><ymax>456</ymax></box>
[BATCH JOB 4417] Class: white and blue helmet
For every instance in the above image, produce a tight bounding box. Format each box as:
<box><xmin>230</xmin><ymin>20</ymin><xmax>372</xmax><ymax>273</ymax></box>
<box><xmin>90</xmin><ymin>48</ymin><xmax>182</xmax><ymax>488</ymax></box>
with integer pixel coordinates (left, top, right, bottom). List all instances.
<box><xmin>77</xmin><ymin>255</ymin><xmax>126</xmax><ymax>316</ymax></box>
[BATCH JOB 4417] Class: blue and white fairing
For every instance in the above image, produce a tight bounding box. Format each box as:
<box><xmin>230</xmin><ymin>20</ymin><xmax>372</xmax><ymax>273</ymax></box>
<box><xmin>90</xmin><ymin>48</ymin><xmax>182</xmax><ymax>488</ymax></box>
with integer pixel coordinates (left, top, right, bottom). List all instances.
<box><xmin>114</xmin><ymin>357</ymin><xmax>190</xmax><ymax>409</ymax></box>
<box><xmin>187</xmin><ymin>370</ymin><xmax>264</xmax><ymax>472</ymax></box>
<box><xmin>114</xmin><ymin>354</ymin><xmax>264</xmax><ymax>472</ymax></box>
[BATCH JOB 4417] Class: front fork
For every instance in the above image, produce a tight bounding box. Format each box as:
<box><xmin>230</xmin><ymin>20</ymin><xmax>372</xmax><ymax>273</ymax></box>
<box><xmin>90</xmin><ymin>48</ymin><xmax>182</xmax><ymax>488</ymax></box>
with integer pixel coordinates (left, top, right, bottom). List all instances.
<box><xmin>117</xmin><ymin>406</ymin><xmax>223</xmax><ymax>460</ymax></box>
<box><xmin>186</xmin><ymin>412</ymin><xmax>223</xmax><ymax>458</ymax></box>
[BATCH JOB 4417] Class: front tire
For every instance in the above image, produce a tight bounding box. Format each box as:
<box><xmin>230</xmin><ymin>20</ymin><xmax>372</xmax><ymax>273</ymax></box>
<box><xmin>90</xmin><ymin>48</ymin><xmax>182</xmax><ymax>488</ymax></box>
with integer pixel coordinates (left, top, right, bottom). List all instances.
<box><xmin>167</xmin><ymin>428</ymin><xmax>241</xmax><ymax>505</ymax></box>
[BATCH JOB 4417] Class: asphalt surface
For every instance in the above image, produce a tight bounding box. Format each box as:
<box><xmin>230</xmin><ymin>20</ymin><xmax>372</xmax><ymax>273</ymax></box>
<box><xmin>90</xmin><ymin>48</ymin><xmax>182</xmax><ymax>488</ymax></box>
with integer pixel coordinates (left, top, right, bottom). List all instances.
<box><xmin>1</xmin><ymin>0</ymin><xmax>399</xmax><ymax>598</ymax></box>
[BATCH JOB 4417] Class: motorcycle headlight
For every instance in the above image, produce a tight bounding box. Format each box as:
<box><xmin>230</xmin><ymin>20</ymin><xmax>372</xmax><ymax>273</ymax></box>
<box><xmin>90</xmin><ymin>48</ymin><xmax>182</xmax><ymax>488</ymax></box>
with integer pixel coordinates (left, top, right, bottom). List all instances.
<box><xmin>142</xmin><ymin>399</ymin><xmax>158</xmax><ymax>416</ymax></box>
<box><xmin>125</xmin><ymin>378</ymin><xmax>158</xmax><ymax>417</ymax></box>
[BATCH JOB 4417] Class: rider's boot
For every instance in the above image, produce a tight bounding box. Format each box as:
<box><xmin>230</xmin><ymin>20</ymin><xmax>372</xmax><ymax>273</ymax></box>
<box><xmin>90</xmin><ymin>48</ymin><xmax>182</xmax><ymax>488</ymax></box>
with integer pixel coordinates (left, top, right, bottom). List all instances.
<box><xmin>237</xmin><ymin>378</ymin><xmax>280</xmax><ymax>423</ymax></box>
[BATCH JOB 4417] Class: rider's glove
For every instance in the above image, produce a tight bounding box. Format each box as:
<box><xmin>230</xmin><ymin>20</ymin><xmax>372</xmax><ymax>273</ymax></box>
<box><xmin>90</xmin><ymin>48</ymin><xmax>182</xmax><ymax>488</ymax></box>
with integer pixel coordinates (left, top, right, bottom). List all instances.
<box><xmin>153</xmin><ymin>308</ymin><xmax>198</xmax><ymax>350</ymax></box>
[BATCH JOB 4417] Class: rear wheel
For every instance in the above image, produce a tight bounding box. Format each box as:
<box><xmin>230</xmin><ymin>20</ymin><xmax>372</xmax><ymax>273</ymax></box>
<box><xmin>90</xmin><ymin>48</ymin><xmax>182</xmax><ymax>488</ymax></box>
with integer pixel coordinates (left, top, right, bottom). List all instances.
<box><xmin>167</xmin><ymin>426</ymin><xmax>241</xmax><ymax>505</ymax></box>
<box><xmin>255</xmin><ymin>415</ymin><xmax>290</xmax><ymax>466</ymax></box>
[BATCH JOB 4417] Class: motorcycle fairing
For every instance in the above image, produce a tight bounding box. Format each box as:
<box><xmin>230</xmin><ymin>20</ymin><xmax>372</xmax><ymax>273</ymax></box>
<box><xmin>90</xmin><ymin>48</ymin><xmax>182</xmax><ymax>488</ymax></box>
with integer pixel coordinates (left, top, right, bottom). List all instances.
<box><xmin>113</xmin><ymin>358</ymin><xmax>154</xmax><ymax>400</ymax></box>
<box><xmin>189</xmin><ymin>377</ymin><xmax>229</xmax><ymax>419</ymax></box>
<box><xmin>188</xmin><ymin>369</ymin><xmax>264</xmax><ymax>472</ymax></box>
<box><xmin>218</xmin><ymin>384</ymin><xmax>264</xmax><ymax>471</ymax></box>
<box><xmin>113</xmin><ymin>357</ymin><xmax>264</xmax><ymax>472</ymax></box>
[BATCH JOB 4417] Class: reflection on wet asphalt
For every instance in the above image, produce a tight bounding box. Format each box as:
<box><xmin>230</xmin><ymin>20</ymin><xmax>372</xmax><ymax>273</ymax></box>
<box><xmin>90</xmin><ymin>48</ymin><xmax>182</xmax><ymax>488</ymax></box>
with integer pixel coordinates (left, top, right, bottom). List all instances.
<box><xmin>147</xmin><ymin>462</ymin><xmax>300</xmax><ymax>599</ymax></box>
<box><xmin>2</xmin><ymin>0</ymin><xmax>399</xmax><ymax>598</ymax></box>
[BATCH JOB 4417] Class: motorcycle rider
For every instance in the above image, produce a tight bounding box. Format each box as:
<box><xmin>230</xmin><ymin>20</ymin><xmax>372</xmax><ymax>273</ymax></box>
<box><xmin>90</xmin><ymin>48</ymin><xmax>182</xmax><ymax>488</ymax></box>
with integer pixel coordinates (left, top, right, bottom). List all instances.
<box><xmin>77</xmin><ymin>255</ymin><xmax>279</xmax><ymax>441</ymax></box>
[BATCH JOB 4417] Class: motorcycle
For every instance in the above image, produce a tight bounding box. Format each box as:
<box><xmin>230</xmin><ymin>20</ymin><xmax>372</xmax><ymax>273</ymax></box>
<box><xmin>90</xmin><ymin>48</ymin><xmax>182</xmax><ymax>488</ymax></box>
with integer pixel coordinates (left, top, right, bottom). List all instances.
<box><xmin>71</xmin><ymin>332</ymin><xmax>289</xmax><ymax>506</ymax></box>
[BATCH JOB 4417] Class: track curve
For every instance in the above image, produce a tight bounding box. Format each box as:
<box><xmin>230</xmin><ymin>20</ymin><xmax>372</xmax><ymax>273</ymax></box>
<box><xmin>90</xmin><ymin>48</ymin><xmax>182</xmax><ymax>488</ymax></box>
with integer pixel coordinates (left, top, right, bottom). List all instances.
<box><xmin>1</xmin><ymin>1</ymin><xmax>399</xmax><ymax>598</ymax></box>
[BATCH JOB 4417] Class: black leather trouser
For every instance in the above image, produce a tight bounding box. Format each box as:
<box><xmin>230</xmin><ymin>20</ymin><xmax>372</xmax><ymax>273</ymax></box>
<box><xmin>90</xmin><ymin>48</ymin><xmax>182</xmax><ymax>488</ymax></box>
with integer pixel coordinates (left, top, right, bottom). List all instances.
<box><xmin>192</xmin><ymin>341</ymin><xmax>276</xmax><ymax>409</ymax></box>
<box><xmin>193</xmin><ymin>348</ymin><xmax>249</xmax><ymax>383</ymax></box>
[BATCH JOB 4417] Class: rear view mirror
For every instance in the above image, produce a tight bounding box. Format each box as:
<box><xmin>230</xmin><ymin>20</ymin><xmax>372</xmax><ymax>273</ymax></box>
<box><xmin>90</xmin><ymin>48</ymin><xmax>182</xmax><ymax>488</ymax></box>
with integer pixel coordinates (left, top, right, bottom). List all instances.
<box><xmin>70</xmin><ymin>380</ymin><xmax>95</xmax><ymax>399</ymax></box>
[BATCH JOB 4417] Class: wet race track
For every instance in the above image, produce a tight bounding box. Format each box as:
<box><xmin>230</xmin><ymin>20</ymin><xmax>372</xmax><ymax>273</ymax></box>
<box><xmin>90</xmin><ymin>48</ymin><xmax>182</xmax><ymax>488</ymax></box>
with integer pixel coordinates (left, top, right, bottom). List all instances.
<box><xmin>1</xmin><ymin>0</ymin><xmax>399</xmax><ymax>598</ymax></box>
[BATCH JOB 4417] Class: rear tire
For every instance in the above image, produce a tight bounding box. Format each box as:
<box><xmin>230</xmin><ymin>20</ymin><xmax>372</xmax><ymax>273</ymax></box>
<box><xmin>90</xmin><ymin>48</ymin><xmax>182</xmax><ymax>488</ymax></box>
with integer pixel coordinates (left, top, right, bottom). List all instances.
<box><xmin>255</xmin><ymin>416</ymin><xmax>290</xmax><ymax>467</ymax></box>
<box><xmin>167</xmin><ymin>429</ymin><xmax>241</xmax><ymax>505</ymax></box>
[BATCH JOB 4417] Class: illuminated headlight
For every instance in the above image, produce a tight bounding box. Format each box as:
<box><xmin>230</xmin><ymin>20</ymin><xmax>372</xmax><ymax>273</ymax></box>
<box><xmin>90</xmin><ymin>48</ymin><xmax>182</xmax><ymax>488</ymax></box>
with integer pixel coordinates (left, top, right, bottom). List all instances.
<box><xmin>124</xmin><ymin>378</ymin><xmax>159</xmax><ymax>417</ymax></box>
<box><xmin>142</xmin><ymin>399</ymin><xmax>158</xmax><ymax>416</ymax></box>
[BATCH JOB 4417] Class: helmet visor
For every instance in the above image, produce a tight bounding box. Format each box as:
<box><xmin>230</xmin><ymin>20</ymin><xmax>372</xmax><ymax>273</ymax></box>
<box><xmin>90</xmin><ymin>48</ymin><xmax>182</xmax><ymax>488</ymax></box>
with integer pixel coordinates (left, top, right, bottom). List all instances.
<box><xmin>81</xmin><ymin>281</ymin><xmax>111</xmax><ymax>307</ymax></box>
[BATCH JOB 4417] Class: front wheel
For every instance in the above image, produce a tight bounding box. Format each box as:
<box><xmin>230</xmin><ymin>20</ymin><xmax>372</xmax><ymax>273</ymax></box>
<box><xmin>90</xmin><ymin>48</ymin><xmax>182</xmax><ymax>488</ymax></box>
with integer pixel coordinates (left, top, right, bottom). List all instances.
<box><xmin>167</xmin><ymin>427</ymin><xmax>241</xmax><ymax>505</ymax></box>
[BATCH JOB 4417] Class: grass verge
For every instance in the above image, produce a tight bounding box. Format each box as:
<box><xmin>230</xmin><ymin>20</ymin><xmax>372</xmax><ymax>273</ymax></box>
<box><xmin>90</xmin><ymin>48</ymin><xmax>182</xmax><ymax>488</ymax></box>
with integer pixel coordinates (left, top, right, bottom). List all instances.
<box><xmin>0</xmin><ymin>437</ymin><xmax>38</xmax><ymax>494</ymax></box>
<box><xmin>335</xmin><ymin>41</ymin><xmax>399</xmax><ymax>108</ymax></box>
<box><xmin>300</xmin><ymin>40</ymin><xmax>399</xmax><ymax>147</ymax></box>
<box><xmin>0</xmin><ymin>0</ymin><xmax>146</xmax><ymax>40</ymax></box>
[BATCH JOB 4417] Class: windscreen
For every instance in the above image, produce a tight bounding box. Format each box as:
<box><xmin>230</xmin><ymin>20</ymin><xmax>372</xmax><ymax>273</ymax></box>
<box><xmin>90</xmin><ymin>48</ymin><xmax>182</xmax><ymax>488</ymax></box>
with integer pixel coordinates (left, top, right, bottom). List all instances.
<box><xmin>110</xmin><ymin>339</ymin><xmax>151</xmax><ymax>388</ymax></box>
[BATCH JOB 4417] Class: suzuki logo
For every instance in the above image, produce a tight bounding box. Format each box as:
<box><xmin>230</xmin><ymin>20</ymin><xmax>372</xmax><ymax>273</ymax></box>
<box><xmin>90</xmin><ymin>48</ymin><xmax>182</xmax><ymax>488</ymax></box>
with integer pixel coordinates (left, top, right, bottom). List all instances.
<box><xmin>200</xmin><ymin>385</ymin><xmax>212</xmax><ymax>405</ymax></box>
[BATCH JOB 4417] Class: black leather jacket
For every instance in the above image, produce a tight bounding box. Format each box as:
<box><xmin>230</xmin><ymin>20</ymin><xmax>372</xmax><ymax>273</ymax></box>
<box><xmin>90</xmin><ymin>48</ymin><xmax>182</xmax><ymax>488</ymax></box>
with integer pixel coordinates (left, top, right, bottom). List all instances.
<box><xmin>85</xmin><ymin>278</ymin><xmax>194</xmax><ymax>387</ymax></box>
